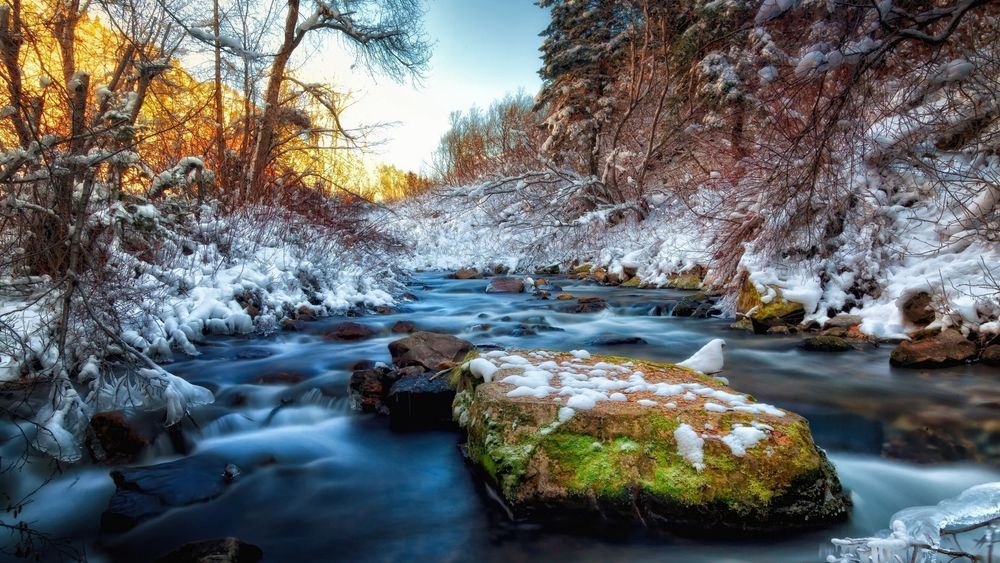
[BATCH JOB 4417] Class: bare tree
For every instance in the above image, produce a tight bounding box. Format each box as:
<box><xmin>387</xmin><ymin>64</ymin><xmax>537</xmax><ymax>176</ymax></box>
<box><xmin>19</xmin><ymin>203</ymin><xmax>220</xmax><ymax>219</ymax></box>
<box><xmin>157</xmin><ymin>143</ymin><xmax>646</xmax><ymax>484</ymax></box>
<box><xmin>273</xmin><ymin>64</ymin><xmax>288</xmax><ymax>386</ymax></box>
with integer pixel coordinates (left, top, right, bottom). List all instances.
<box><xmin>248</xmin><ymin>0</ymin><xmax>430</xmax><ymax>200</ymax></box>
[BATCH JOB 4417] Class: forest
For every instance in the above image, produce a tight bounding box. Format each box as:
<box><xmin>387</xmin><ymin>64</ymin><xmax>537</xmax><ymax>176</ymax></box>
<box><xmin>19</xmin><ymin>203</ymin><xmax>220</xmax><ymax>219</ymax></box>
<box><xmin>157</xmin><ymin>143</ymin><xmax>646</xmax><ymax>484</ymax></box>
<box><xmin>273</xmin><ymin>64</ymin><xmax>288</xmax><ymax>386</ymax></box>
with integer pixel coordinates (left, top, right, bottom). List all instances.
<box><xmin>1</xmin><ymin>0</ymin><xmax>998</xmax><ymax>562</ymax></box>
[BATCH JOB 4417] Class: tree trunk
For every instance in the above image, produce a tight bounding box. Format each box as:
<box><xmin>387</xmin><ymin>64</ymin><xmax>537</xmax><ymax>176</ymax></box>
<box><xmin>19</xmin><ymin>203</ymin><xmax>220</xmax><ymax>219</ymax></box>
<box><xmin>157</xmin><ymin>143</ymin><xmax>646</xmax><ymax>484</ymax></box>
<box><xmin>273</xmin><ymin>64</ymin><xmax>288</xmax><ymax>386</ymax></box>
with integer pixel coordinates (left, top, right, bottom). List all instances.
<box><xmin>213</xmin><ymin>0</ymin><xmax>226</xmax><ymax>194</ymax></box>
<box><xmin>249</xmin><ymin>0</ymin><xmax>300</xmax><ymax>201</ymax></box>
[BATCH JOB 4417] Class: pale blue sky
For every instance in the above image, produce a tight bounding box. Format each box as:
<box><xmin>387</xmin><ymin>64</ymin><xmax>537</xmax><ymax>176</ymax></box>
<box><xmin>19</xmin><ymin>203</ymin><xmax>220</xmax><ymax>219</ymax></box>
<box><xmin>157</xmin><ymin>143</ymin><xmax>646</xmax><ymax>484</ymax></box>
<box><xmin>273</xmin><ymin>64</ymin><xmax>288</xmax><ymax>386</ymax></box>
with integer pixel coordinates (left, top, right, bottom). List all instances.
<box><xmin>302</xmin><ymin>0</ymin><xmax>550</xmax><ymax>173</ymax></box>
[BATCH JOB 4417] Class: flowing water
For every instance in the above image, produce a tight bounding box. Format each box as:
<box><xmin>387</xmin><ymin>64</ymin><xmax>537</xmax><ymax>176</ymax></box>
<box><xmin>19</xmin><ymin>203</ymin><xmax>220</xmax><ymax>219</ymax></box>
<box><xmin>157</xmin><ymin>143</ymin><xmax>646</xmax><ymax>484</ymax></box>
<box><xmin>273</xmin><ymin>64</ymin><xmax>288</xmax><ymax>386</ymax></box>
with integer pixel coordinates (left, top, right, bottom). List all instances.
<box><xmin>4</xmin><ymin>273</ymin><xmax>1000</xmax><ymax>562</ymax></box>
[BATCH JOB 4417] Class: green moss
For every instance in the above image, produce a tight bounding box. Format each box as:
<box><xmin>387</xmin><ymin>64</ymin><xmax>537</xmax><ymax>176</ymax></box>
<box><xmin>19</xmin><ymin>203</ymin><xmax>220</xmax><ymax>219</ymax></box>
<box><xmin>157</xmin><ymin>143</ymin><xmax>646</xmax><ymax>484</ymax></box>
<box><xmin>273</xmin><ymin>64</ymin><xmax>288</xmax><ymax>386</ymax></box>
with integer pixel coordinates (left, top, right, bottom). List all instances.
<box><xmin>621</xmin><ymin>276</ymin><xmax>643</xmax><ymax>288</ymax></box>
<box><xmin>666</xmin><ymin>273</ymin><xmax>703</xmax><ymax>290</ymax></box>
<box><xmin>738</xmin><ymin>280</ymin><xmax>804</xmax><ymax>321</ymax></box>
<box><xmin>469</xmin><ymin>416</ymin><xmax>539</xmax><ymax>497</ymax></box>
<box><xmin>755</xmin><ymin>298</ymin><xmax>805</xmax><ymax>321</ymax></box>
<box><xmin>573</xmin><ymin>263</ymin><xmax>593</xmax><ymax>274</ymax></box>
<box><xmin>459</xmin><ymin>349</ymin><xmax>844</xmax><ymax>529</ymax></box>
<box><xmin>539</xmin><ymin>433</ymin><xmax>633</xmax><ymax>496</ymax></box>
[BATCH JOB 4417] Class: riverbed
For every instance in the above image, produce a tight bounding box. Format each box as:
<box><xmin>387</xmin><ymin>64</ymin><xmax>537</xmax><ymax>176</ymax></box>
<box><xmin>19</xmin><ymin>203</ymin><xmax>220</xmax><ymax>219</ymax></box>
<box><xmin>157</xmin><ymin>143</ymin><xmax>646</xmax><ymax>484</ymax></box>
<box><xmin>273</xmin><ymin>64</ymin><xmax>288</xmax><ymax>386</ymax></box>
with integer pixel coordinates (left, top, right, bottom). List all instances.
<box><xmin>4</xmin><ymin>272</ymin><xmax>1000</xmax><ymax>562</ymax></box>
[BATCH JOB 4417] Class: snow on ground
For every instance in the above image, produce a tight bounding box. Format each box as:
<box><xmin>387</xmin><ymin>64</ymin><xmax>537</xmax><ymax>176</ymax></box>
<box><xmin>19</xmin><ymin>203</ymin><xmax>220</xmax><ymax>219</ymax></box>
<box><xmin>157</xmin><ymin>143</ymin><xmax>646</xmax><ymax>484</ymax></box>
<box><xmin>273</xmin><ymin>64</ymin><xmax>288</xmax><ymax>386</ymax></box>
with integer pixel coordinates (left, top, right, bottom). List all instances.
<box><xmin>1</xmin><ymin>202</ymin><xmax>401</xmax><ymax>460</ymax></box>
<box><xmin>389</xmin><ymin>168</ymin><xmax>998</xmax><ymax>339</ymax></box>
<box><xmin>1</xmin><ymin>203</ymin><xmax>398</xmax><ymax>383</ymax></box>
<box><xmin>469</xmin><ymin>348</ymin><xmax>784</xmax><ymax>472</ymax></box>
<box><xmin>386</xmin><ymin>184</ymin><xmax>711</xmax><ymax>277</ymax></box>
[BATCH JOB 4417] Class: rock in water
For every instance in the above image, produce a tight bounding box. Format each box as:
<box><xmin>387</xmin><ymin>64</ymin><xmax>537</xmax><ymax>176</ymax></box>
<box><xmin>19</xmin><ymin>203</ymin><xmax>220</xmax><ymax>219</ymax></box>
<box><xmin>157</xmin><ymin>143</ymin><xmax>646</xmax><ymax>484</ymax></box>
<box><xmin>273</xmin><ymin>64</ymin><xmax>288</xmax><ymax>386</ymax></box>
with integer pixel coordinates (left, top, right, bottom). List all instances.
<box><xmin>449</xmin><ymin>268</ymin><xmax>483</xmax><ymax>280</ymax></box>
<box><xmin>88</xmin><ymin>410</ymin><xmax>154</xmax><ymax>464</ymax></box>
<box><xmin>677</xmin><ymin>339</ymin><xmax>726</xmax><ymax>374</ymax></box>
<box><xmin>388</xmin><ymin>331</ymin><xmax>474</xmax><ymax>371</ymax></box>
<box><xmin>324</xmin><ymin>322</ymin><xmax>377</xmax><ymax>341</ymax></box>
<box><xmin>386</xmin><ymin>371</ymin><xmax>457</xmax><ymax>430</ymax></box>
<box><xmin>801</xmin><ymin>336</ymin><xmax>852</xmax><ymax>353</ymax></box>
<box><xmin>102</xmin><ymin>455</ymin><xmax>239</xmax><ymax>532</ymax></box>
<box><xmin>485</xmin><ymin>276</ymin><xmax>525</xmax><ymax>293</ymax></box>
<box><xmin>451</xmin><ymin>350</ymin><xmax>850</xmax><ymax>534</ymax></box>
<box><xmin>390</xmin><ymin>320</ymin><xmax>417</xmax><ymax>333</ymax></box>
<box><xmin>155</xmin><ymin>537</ymin><xmax>263</xmax><ymax>563</ymax></box>
<box><xmin>890</xmin><ymin>329</ymin><xmax>977</xmax><ymax>368</ymax></box>
<box><xmin>591</xmin><ymin>334</ymin><xmax>647</xmax><ymax>346</ymax></box>
<box><xmin>983</xmin><ymin>345</ymin><xmax>1000</xmax><ymax>367</ymax></box>
<box><xmin>563</xmin><ymin>296</ymin><xmax>607</xmax><ymax>313</ymax></box>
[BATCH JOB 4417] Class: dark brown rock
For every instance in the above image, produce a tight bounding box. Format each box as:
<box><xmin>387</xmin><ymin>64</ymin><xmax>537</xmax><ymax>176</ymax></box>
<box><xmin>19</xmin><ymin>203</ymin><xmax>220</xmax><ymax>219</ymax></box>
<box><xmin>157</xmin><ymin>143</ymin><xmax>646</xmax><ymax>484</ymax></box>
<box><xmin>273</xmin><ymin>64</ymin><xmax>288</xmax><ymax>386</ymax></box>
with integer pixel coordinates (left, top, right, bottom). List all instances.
<box><xmin>388</xmin><ymin>331</ymin><xmax>474</xmax><ymax>371</ymax></box>
<box><xmin>564</xmin><ymin>296</ymin><xmax>607</xmax><ymax>314</ymax></box>
<box><xmin>295</xmin><ymin>305</ymin><xmax>318</xmax><ymax>320</ymax></box>
<box><xmin>154</xmin><ymin>537</ymin><xmax>263</xmax><ymax>563</ymax></box>
<box><xmin>556</xmin><ymin>293</ymin><xmax>574</xmax><ymax>300</ymax></box>
<box><xmin>901</xmin><ymin>292</ymin><xmax>935</xmax><ymax>326</ymax></box>
<box><xmin>802</xmin><ymin>336</ymin><xmax>851</xmax><ymax>353</ymax></box>
<box><xmin>390</xmin><ymin>320</ymin><xmax>417</xmax><ymax>333</ymax></box>
<box><xmin>349</xmin><ymin>367</ymin><xmax>391</xmax><ymax>413</ymax></box>
<box><xmin>890</xmin><ymin>329</ymin><xmax>977</xmax><ymax>368</ymax></box>
<box><xmin>449</xmin><ymin>268</ymin><xmax>483</xmax><ymax>280</ymax></box>
<box><xmin>89</xmin><ymin>411</ymin><xmax>154</xmax><ymax>464</ymax></box>
<box><xmin>324</xmin><ymin>322</ymin><xmax>377</xmax><ymax>341</ymax></box>
<box><xmin>386</xmin><ymin>371</ymin><xmax>457</xmax><ymax>430</ymax></box>
<box><xmin>980</xmin><ymin>344</ymin><xmax>1000</xmax><ymax>367</ymax></box>
<box><xmin>485</xmin><ymin>276</ymin><xmax>525</xmax><ymax>293</ymax></box>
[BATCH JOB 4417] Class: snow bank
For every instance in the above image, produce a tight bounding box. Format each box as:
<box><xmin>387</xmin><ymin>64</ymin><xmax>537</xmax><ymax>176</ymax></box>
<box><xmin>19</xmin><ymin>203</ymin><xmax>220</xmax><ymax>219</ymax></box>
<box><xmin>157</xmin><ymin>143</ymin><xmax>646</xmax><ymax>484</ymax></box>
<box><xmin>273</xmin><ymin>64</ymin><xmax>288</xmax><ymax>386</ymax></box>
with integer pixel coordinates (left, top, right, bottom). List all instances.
<box><xmin>2</xmin><ymin>200</ymin><xmax>400</xmax><ymax>461</ymax></box>
<box><xmin>391</xmin><ymin>162</ymin><xmax>998</xmax><ymax>338</ymax></box>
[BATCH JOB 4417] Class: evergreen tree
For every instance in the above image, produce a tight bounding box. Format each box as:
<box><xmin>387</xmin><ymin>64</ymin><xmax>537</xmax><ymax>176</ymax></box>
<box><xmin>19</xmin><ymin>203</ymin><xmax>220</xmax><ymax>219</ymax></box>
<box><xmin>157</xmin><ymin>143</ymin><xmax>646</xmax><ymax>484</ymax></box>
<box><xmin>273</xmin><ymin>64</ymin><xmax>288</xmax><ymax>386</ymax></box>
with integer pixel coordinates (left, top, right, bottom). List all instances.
<box><xmin>536</xmin><ymin>0</ymin><xmax>631</xmax><ymax>176</ymax></box>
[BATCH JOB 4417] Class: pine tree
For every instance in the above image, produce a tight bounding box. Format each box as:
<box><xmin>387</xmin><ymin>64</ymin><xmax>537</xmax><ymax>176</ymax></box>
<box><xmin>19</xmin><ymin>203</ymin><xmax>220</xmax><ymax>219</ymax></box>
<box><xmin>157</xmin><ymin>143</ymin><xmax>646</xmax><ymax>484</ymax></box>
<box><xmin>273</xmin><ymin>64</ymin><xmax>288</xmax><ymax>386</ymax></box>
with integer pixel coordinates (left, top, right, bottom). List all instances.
<box><xmin>536</xmin><ymin>0</ymin><xmax>631</xmax><ymax>176</ymax></box>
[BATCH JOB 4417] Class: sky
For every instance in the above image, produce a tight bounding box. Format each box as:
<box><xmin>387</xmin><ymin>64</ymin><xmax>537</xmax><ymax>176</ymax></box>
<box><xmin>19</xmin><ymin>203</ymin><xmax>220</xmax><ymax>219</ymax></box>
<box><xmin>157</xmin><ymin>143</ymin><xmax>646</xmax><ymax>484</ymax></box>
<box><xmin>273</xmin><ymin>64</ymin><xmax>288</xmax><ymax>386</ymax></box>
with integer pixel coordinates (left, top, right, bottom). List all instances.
<box><xmin>298</xmin><ymin>0</ymin><xmax>551</xmax><ymax>174</ymax></box>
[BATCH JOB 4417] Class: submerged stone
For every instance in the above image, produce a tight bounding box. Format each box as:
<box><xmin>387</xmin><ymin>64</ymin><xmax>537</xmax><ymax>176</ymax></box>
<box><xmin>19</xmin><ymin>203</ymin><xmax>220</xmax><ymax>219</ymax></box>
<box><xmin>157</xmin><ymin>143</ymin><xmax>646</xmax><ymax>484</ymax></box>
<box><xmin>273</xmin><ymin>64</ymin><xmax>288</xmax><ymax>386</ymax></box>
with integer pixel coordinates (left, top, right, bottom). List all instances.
<box><xmin>562</xmin><ymin>296</ymin><xmax>607</xmax><ymax>313</ymax></box>
<box><xmin>451</xmin><ymin>350</ymin><xmax>850</xmax><ymax>534</ymax></box>
<box><xmin>102</xmin><ymin>455</ymin><xmax>240</xmax><ymax>532</ymax></box>
<box><xmin>324</xmin><ymin>322</ymin><xmax>377</xmax><ymax>341</ymax></box>
<box><xmin>801</xmin><ymin>336</ymin><xmax>851</xmax><ymax>353</ymax></box>
<box><xmin>591</xmin><ymin>334</ymin><xmax>647</xmax><ymax>346</ymax></box>
<box><xmin>154</xmin><ymin>537</ymin><xmax>263</xmax><ymax>563</ymax></box>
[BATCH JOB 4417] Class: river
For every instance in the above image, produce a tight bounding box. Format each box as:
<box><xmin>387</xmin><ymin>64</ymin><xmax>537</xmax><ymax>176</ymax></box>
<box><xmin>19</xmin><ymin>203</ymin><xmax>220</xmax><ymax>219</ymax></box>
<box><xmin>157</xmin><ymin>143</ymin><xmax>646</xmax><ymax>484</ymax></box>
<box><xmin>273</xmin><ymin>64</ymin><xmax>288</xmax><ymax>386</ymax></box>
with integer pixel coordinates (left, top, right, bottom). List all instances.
<box><xmin>4</xmin><ymin>272</ymin><xmax>1000</xmax><ymax>562</ymax></box>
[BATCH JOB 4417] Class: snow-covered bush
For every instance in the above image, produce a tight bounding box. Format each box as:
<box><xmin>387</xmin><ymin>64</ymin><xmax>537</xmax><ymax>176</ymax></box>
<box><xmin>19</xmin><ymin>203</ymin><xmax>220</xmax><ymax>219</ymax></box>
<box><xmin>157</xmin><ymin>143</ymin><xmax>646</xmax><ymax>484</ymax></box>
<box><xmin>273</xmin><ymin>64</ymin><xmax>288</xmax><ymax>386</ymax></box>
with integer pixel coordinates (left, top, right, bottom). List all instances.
<box><xmin>828</xmin><ymin>482</ymin><xmax>1000</xmax><ymax>563</ymax></box>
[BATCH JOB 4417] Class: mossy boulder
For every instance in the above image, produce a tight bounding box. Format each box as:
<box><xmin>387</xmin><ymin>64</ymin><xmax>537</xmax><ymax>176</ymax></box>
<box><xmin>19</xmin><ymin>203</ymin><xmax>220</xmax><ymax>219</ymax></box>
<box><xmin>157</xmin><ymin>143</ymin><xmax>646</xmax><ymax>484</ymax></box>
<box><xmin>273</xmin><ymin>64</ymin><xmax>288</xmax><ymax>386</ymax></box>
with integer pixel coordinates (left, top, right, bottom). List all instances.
<box><xmin>621</xmin><ymin>276</ymin><xmax>643</xmax><ymax>288</ymax></box>
<box><xmin>452</xmin><ymin>350</ymin><xmax>850</xmax><ymax>534</ymax></box>
<box><xmin>665</xmin><ymin>266</ymin><xmax>707</xmax><ymax>290</ymax></box>
<box><xmin>737</xmin><ymin>281</ymin><xmax>806</xmax><ymax>334</ymax></box>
